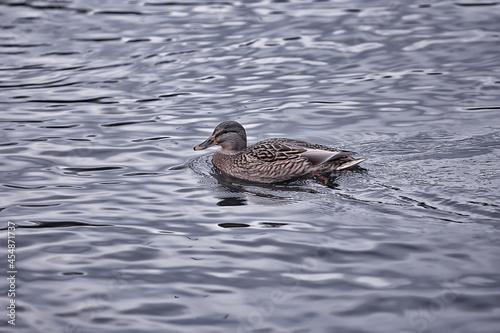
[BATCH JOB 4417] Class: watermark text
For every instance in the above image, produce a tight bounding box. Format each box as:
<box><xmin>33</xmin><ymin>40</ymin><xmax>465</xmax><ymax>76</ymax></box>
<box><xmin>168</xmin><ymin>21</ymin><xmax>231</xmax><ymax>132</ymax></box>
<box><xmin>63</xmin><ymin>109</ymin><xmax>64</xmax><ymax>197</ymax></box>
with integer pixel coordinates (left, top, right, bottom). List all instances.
<box><xmin>6</xmin><ymin>221</ymin><xmax>17</xmax><ymax>326</ymax></box>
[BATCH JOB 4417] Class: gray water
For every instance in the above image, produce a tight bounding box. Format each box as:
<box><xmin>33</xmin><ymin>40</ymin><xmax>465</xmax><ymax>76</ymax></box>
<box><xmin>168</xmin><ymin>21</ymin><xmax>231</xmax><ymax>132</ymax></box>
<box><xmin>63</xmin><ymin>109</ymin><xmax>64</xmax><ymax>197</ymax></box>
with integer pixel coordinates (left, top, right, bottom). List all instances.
<box><xmin>1</xmin><ymin>1</ymin><xmax>500</xmax><ymax>332</ymax></box>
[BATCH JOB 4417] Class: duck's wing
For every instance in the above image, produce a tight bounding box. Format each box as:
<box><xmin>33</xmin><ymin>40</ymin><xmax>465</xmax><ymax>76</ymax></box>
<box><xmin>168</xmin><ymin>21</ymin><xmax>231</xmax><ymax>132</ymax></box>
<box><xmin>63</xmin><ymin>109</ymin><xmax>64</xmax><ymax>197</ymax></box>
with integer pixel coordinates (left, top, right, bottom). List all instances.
<box><xmin>248</xmin><ymin>140</ymin><xmax>303</xmax><ymax>162</ymax></box>
<box><xmin>250</xmin><ymin>139</ymin><xmax>355</xmax><ymax>165</ymax></box>
<box><xmin>300</xmin><ymin>148</ymin><xmax>356</xmax><ymax>165</ymax></box>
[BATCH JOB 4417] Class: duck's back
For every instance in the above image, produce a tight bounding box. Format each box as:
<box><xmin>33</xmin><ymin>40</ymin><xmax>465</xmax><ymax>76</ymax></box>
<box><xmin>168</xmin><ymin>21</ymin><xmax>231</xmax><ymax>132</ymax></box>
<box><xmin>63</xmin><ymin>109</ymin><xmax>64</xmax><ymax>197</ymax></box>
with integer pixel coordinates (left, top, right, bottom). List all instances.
<box><xmin>213</xmin><ymin>137</ymin><xmax>361</xmax><ymax>183</ymax></box>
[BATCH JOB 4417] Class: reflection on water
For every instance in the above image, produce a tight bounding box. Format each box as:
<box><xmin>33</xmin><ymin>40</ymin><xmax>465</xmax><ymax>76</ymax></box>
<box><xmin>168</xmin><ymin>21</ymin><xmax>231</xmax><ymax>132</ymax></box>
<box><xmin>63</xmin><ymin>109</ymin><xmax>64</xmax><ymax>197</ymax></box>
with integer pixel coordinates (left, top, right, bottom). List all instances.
<box><xmin>1</xmin><ymin>0</ymin><xmax>500</xmax><ymax>332</ymax></box>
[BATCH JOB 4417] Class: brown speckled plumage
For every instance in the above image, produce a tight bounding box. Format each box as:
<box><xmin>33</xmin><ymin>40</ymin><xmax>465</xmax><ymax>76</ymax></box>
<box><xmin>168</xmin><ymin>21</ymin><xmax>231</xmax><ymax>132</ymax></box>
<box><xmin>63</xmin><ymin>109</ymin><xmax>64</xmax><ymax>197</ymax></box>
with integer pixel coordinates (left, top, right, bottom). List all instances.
<box><xmin>194</xmin><ymin>121</ymin><xmax>366</xmax><ymax>183</ymax></box>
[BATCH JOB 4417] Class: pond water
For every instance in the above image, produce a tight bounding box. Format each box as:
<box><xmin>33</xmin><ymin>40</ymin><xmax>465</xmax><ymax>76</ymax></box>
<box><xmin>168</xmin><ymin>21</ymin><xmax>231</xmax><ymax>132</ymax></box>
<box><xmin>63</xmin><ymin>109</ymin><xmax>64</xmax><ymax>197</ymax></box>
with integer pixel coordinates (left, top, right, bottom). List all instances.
<box><xmin>1</xmin><ymin>0</ymin><xmax>500</xmax><ymax>332</ymax></box>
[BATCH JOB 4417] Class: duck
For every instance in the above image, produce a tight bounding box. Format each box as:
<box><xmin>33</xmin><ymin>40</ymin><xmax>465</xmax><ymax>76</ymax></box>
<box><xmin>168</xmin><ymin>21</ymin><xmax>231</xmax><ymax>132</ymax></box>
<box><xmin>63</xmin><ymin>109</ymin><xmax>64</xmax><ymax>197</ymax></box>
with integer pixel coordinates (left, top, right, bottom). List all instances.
<box><xmin>194</xmin><ymin>121</ymin><xmax>366</xmax><ymax>183</ymax></box>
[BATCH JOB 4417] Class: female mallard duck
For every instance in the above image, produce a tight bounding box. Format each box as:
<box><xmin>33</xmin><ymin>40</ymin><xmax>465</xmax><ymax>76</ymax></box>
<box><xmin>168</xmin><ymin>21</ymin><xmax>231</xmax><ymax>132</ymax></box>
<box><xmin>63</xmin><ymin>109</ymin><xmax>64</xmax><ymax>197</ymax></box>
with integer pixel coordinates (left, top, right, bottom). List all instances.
<box><xmin>194</xmin><ymin>121</ymin><xmax>366</xmax><ymax>183</ymax></box>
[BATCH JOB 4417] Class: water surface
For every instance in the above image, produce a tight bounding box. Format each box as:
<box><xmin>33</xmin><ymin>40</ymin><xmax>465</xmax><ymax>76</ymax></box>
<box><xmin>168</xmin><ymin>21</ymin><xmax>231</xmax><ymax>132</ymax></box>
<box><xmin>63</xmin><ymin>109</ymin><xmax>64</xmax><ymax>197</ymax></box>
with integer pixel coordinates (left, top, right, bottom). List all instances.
<box><xmin>1</xmin><ymin>1</ymin><xmax>500</xmax><ymax>332</ymax></box>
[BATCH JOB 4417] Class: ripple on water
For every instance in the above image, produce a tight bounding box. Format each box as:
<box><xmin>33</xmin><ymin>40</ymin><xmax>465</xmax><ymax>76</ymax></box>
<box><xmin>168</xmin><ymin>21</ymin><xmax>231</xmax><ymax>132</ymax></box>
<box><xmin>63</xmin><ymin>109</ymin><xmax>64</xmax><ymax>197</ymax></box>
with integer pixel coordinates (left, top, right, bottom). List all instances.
<box><xmin>1</xmin><ymin>1</ymin><xmax>500</xmax><ymax>333</ymax></box>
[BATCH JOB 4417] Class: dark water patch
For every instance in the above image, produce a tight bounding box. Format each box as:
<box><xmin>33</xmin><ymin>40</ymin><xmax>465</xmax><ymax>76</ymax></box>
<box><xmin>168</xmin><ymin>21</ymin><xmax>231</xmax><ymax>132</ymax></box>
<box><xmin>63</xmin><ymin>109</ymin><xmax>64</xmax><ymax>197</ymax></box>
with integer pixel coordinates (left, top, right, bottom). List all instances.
<box><xmin>122</xmin><ymin>172</ymin><xmax>162</xmax><ymax>177</ymax></box>
<box><xmin>7</xmin><ymin>1</ymin><xmax>70</xmax><ymax>9</ymax></box>
<box><xmin>155</xmin><ymin>59</ymin><xmax>176</xmax><ymax>65</ymax></box>
<box><xmin>0</xmin><ymin>78</ymin><xmax>69</xmax><ymax>89</ymax></box>
<box><xmin>0</xmin><ymin>50</ymin><xmax>26</xmax><ymax>55</ymax></box>
<box><xmin>24</xmin><ymin>220</ymin><xmax>109</xmax><ymax>228</ymax></box>
<box><xmin>61</xmin><ymin>272</ymin><xmax>85</xmax><ymax>276</ymax></box>
<box><xmin>344</xmin><ymin>8</ymin><xmax>362</xmax><ymax>12</ymax></box>
<box><xmin>23</xmin><ymin>136</ymin><xmax>61</xmax><ymax>141</ymax></box>
<box><xmin>468</xmin><ymin>201</ymin><xmax>499</xmax><ymax>208</ymax></box>
<box><xmin>62</xmin><ymin>166</ymin><xmax>125</xmax><ymax>173</ymax></box>
<box><xmin>121</xmin><ymin>302</ymin><xmax>189</xmax><ymax>316</ymax></box>
<box><xmin>28</xmin><ymin>97</ymin><xmax>117</xmax><ymax>104</ymax></box>
<box><xmin>2</xmin><ymin>184</ymin><xmax>46</xmax><ymax>190</ymax></box>
<box><xmin>100</xmin><ymin>120</ymin><xmax>156</xmax><ymax>127</ymax></box>
<box><xmin>216</xmin><ymin>198</ymin><xmax>247</xmax><ymax>206</ymax></box>
<box><xmin>132</xmin><ymin>136</ymin><xmax>170</xmax><ymax>142</ymax></box>
<box><xmin>0</xmin><ymin>64</ymin><xmax>47</xmax><ymax>71</ymax></box>
<box><xmin>72</xmin><ymin>37</ymin><xmax>122</xmax><ymax>42</ymax></box>
<box><xmin>19</xmin><ymin>203</ymin><xmax>61</xmax><ymax>208</ymax></box>
<box><xmin>94</xmin><ymin>11</ymin><xmax>148</xmax><ymax>16</ymax></box>
<box><xmin>308</xmin><ymin>100</ymin><xmax>341</xmax><ymax>104</ymax></box>
<box><xmin>159</xmin><ymin>92</ymin><xmax>191</xmax><ymax>98</ymax></box>
<box><xmin>259</xmin><ymin>222</ymin><xmax>289</xmax><ymax>228</ymax></box>
<box><xmin>77</xmin><ymin>62</ymin><xmax>133</xmax><ymax>72</ymax></box>
<box><xmin>136</xmin><ymin>98</ymin><xmax>161</xmax><ymax>102</ymax></box>
<box><xmin>455</xmin><ymin>2</ymin><xmax>498</xmax><ymax>6</ymax></box>
<box><xmin>53</xmin><ymin>65</ymin><xmax>86</xmax><ymax>72</ymax></box>
<box><xmin>0</xmin><ymin>120</ymin><xmax>44</xmax><ymax>123</ymax></box>
<box><xmin>41</xmin><ymin>51</ymin><xmax>80</xmax><ymax>56</ymax></box>
<box><xmin>40</xmin><ymin>124</ymin><xmax>79</xmax><ymax>129</ymax></box>
<box><xmin>218</xmin><ymin>223</ymin><xmax>251</xmax><ymax>228</ymax></box>
<box><xmin>164</xmin><ymin>49</ymin><xmax>196</xmax><ymax>57</ymax></box>
<box><xmin>0</xmin><ymin>43</ymin><xmax>50</xmax><ymax>48</ymax></box>
<box><xmin>466</xmin><ymin>106</ymin><xmax>500</xmax><ymax>110</ymax></box>
<box><xmin>416</xmin><ymin>201</ymin><xmax>437</xmax><ymax>210</ymax></box>
<box><xmin>67</xmin><ymin>138</ymin><xmax>91</xmax><ymax>142</ymax></box>
<box><xmin>126</xmin><ymin>38</ymin><xmax>152</xmax><ymax>43</ymax></box>
<box><xmin>144</xmin><ymin>1</ymin><xmax>234</xmax><ymax>6</ymax></box>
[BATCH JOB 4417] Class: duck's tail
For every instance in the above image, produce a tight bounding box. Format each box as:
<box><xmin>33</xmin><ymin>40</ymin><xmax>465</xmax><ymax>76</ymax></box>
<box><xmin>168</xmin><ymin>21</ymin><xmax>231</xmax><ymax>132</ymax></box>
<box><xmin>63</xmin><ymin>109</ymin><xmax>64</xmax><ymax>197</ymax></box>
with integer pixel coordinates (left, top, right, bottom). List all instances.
<box><xmin>336</xmin><ymin>158</ymin><xmax>367</xmax><ymax>170</ymax></box>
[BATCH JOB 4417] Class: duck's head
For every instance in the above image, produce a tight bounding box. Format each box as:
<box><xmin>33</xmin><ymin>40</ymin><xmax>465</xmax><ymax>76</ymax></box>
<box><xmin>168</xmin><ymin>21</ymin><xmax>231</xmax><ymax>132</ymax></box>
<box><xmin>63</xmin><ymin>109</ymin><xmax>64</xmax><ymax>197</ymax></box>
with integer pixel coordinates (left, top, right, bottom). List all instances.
<box><xmin>194</xmin><ymin>121</ymin><xmax>247</xmax><ymax>153</ymax></box>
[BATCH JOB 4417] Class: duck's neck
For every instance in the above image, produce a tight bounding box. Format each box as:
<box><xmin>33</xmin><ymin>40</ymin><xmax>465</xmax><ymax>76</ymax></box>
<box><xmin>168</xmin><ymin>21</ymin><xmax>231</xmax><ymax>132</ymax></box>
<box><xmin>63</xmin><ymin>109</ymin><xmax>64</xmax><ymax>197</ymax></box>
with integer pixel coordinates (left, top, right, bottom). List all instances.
<box><xmin>219</xmin><ymin>132</ymin><xmax>247</xmax><ymax>153</ymax></box>
<box><xmin>217</xmin><ymin>148</ymin><xmax>242</xmax><ymax>155</ymax></box>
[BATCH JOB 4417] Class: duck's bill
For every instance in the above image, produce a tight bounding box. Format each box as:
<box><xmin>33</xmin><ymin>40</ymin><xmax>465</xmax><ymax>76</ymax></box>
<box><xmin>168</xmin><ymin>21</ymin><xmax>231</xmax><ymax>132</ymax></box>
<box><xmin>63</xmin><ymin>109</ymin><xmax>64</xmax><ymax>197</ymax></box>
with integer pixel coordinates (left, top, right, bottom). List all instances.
<box><xmin>194</xmin><ymin>136</ymin><xmax>216</xmax><ymax>150</ymax></box>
